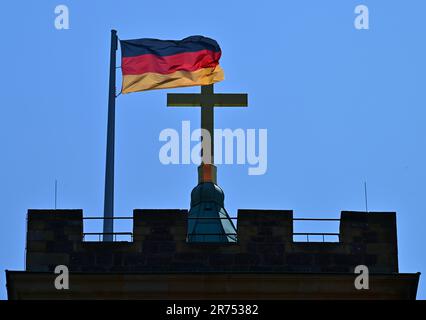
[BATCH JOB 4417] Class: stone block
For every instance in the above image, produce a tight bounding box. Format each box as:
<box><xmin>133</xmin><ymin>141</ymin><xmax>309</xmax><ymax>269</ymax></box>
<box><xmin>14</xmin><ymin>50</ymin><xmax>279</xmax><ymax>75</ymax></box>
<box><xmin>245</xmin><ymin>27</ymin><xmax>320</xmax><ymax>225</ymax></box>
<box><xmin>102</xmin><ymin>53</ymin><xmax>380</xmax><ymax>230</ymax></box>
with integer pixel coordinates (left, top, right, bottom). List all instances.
<box><xmin>46</xmin><ymin>241</ymin><xmax>74</xmax><ymax>253</ymax></box>
<box><xmin>286</xmin><ymin>253</ymin><xmax>313</xmax><ymax>266</ymax></box>
<box><xmin>27</xmin><ymin>253</ymin><xmax>70</xmax><ymax>269</ymax></box>
<box><xmin>234</xmin><ymin>253</ymin><xmax>260</xmax><ymax>266</ymax></box>
<box><xmin>95</xmin><ymin>253</ymin><xmax>113</xmax><ymax>266</ymax></box>
<box><xmin>27</xmin><ymin>230</ymin><xmax>55</xmax><ymax>241</ymax></box>
<box><xmin>158</xmin><ymin>242</ymin><xmax>176</xmax><ymax>254</ymax></box>
<box><xmin>27</xmin><ymin>241</ymin><xmax>47</xmax><ymax>252</ymax></box>
<box><xmin>209</xmin><ymin>253</ymin><xmax>235</xmax><ymax>266</ymax></box>
<box><xmin>70</xmin><ymin>252</ymin><xmax>95</xmax><ymax>267</ymax></box>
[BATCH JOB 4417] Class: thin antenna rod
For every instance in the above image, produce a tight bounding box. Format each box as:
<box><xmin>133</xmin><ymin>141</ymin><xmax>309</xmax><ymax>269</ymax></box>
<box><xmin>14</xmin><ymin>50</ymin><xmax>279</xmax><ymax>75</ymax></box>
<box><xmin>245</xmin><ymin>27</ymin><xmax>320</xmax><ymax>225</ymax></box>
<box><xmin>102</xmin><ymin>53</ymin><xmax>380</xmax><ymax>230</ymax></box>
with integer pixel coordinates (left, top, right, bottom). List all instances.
<box><xmin>364</xmin><ymin>181</ymin><xmax>368</xmax><ymax>213</ymax></box>
<box><xmin>55</xmin><ymin>180</ymin><xmax>58</xmax><ymax>209</ymax></box>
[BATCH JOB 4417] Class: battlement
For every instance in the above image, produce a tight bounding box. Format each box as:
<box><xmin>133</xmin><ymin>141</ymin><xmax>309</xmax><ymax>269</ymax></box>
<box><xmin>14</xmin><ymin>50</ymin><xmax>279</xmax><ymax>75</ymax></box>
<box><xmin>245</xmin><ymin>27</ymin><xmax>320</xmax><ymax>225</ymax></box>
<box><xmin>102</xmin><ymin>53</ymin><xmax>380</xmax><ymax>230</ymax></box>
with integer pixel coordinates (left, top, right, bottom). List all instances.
<box><xmin>25</xmin><ymin>209</ymin><xmax>398</xmax><ymax>274</ymax></box>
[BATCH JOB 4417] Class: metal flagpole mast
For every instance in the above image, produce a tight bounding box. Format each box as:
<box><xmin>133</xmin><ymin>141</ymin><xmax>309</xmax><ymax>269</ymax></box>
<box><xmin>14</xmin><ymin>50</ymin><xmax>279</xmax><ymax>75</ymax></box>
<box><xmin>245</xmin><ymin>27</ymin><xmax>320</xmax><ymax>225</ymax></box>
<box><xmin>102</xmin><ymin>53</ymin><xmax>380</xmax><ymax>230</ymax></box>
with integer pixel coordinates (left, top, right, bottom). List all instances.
<box><xmin>103</xmin><ymin>29</ymin><xmax>118</xmax><ymax>242</ymax></box>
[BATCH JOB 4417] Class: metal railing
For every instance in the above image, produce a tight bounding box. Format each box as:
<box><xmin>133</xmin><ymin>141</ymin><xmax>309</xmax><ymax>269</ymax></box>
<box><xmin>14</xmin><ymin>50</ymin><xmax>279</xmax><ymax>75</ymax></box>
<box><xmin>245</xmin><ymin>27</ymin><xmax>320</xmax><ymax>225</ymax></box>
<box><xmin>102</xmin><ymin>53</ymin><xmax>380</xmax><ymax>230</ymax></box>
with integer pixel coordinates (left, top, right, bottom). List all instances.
<box><xmin>293</xmin><ymin>218</ymin><xmax>340</xmax><ymax>221</ymax></box>
<box><xmin>82</xmin><ymin>232</ymin><xmax>133</xmax><ymax>242</ymax></box>
<box><xmin>82</xmin><ymin>216</ymin><xmax>133</xmax><ymax>242</ymax></box>
<box><xmin>80</xmin><ymin>216</ymin><xmax>341</xmax><ymax>243</ymax></box>
<box><xmin>83</xmin><ymin>217</ymin><xmax>133</xmax><ymax>220</ymax></box>
<box><xmin>293</xmin><ymin>217</ymin><xmax>340</xmax><ymax>243</ymax></box>
<box><xmin>293</xmin><ymin>232</ymin><xmax>340</xmax><ymax>242</ymax></box>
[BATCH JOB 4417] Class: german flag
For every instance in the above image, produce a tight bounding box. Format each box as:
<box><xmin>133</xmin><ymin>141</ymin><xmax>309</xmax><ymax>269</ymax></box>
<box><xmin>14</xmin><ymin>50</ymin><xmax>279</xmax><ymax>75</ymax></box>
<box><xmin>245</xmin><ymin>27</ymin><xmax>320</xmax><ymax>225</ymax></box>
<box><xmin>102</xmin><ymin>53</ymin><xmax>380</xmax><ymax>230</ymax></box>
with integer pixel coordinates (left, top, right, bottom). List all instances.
<box><xmin>120</xmin><ymin>36</ymin><xmax>224</xmax><ymax>93</ymax></box>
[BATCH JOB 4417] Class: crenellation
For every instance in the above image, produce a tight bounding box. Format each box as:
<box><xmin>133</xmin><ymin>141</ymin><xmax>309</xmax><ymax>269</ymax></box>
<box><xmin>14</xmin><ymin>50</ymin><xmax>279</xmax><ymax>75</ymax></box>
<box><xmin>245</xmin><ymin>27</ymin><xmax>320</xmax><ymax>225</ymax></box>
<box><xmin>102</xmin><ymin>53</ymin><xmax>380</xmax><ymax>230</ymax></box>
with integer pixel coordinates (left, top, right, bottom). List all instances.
<box><xmin>25</xmin><ymin>208</ymin><xmax>400</xmax><ymax>275</ymax></box>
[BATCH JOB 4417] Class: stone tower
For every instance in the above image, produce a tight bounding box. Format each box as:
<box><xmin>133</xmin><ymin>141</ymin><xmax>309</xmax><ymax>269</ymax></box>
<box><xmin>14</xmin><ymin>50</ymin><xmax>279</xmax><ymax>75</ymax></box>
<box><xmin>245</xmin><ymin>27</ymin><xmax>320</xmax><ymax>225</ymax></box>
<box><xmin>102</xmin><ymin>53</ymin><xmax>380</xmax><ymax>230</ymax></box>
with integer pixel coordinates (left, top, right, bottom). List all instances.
<box><xmin>6</xmin><ymin>209</ymin><xmax>420</xmax><ymax>299</ymax></box>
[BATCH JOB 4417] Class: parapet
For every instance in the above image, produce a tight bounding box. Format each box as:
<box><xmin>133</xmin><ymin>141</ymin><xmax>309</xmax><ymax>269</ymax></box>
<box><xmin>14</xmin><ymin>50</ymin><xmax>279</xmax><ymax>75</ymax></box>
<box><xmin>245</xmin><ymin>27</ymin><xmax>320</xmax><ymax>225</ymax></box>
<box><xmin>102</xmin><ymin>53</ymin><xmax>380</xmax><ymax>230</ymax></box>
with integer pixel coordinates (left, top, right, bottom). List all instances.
<box><xmin>25</xmin><ymin>209</ymin><xmax>399</xmax><ymax>273</ymax></box>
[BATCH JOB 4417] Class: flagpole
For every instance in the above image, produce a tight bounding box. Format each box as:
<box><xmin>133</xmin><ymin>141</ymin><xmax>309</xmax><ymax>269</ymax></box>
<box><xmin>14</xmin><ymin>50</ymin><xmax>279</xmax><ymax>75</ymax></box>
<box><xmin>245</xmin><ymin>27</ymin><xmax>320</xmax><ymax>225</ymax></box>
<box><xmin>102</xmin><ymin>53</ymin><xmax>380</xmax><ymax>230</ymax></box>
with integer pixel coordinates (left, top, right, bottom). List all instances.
<box><xmin>103</xmin><ymin>29</ymin><xmax>118</xmax><ymax>242</ymax></box>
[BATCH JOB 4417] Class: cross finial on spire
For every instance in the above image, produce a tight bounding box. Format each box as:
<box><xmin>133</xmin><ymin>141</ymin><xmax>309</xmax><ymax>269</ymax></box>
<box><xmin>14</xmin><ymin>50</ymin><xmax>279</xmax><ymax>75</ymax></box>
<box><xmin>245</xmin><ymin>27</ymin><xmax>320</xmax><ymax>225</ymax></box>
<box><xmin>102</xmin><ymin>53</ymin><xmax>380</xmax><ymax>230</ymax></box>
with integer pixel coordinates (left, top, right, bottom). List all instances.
<box><xmin>167</xmin><ymin>84</ymin><xmax>248</xmax><ymax>184</ymax></box>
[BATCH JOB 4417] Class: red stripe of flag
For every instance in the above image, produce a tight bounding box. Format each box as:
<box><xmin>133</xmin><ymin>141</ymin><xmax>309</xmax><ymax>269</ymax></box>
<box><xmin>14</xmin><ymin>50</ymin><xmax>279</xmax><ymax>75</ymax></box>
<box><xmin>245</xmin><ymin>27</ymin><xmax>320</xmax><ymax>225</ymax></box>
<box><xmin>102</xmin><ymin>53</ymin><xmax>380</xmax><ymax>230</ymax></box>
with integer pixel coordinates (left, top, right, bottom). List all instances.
<box><xmin>121</xmin><ymin>49</ymin><xmax>221</xmax><ymax>76</ymax></box>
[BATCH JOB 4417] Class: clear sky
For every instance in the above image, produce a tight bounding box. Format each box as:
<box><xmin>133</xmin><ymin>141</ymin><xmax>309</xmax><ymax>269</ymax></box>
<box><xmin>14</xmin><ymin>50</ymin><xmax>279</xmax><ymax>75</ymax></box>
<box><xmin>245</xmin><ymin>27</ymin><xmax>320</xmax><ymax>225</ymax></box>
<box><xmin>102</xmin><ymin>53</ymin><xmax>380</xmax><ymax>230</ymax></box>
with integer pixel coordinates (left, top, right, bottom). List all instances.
<box><xmin>0</xmin><ymin>0</ymin><xmax>425</xmax><ymax>299</ymax></box>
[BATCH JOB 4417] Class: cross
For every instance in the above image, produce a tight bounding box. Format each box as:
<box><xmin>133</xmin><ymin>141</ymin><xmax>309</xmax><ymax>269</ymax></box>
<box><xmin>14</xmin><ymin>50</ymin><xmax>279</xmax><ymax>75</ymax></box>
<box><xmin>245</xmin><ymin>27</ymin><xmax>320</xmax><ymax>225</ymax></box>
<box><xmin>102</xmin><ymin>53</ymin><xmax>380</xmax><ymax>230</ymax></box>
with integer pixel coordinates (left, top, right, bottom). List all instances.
<box><xmin>167</xmin><ymin>84</ymin><xmax>248</xmax><ymax>184</ymax></box>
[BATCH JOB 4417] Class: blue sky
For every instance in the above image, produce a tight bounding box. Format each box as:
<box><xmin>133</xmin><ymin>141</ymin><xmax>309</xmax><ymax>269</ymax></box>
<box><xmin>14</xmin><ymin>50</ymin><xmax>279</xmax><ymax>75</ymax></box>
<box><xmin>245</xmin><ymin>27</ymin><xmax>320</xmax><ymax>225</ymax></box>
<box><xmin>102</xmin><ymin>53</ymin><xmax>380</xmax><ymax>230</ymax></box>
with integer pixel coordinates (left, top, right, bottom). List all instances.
<box><xmin>0</xmin><ymin>0</ymin><xmax>425</xmax><ymax>299</ymax></box>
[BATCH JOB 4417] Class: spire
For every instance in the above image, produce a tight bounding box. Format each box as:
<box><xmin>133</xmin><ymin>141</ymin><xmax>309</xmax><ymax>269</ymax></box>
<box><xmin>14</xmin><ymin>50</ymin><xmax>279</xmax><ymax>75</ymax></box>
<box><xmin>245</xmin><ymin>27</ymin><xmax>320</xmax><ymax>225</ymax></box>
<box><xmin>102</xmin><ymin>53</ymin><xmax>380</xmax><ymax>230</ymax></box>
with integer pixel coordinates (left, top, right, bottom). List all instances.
<box><xmin>187</xmin><ymin>182</ymin><xmax>237</xmax><ymax>242</ymax></box>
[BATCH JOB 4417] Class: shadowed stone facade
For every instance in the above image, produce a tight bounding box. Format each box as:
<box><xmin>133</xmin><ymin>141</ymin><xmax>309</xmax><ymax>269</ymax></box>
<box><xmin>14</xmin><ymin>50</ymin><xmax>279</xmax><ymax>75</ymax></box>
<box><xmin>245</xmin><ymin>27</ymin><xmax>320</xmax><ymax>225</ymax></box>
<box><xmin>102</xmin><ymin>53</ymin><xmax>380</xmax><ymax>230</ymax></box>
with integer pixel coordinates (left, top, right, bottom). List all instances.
<box><xmin>5</xmin><ymin>209</ymin><xmax>420</xmax><ymax>299</ymax></box>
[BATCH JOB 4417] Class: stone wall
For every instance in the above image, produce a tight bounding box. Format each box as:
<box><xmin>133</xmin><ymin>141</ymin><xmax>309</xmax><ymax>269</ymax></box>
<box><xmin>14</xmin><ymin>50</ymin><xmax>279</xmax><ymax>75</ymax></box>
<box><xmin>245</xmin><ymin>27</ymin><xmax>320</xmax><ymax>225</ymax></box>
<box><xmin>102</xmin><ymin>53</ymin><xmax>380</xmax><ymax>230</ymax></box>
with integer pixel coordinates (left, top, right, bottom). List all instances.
<box><xmin>25</xmin><ymin>209</ymin><xmax>399</xmax><ymax>273</ymax></box>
